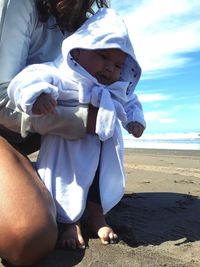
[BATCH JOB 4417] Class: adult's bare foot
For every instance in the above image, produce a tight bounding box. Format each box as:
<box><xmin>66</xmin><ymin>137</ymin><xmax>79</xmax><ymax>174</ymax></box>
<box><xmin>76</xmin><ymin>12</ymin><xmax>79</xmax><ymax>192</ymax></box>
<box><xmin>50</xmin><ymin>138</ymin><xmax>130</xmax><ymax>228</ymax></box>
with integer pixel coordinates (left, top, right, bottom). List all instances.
<box><xmin>86</xmin><ymin>201</ymin><xmax>118</xmax><ymax>245</ymax></box>
<box><xmin>58</xmin><ymin>221</ymin><xmax>85</xmax><ymax>250</ymax></box>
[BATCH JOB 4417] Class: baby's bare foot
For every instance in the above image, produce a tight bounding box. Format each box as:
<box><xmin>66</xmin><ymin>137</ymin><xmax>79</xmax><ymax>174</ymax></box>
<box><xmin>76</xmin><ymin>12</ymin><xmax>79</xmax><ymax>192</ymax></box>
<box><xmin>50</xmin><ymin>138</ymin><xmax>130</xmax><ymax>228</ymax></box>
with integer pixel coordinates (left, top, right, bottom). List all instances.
<box><xmin>89</xmin><ymin>215</ymin><xmax>118</xmax><ymax>244</ymax></box>
<box><xmin>58</xmin><ymin>221</ymin><xmax>85</xmax><ymax>250</ymax></box>
<box><xmin>86</xmin><ymin>201</ymin><xmax>118</xmax><ymax>244</ymax></box>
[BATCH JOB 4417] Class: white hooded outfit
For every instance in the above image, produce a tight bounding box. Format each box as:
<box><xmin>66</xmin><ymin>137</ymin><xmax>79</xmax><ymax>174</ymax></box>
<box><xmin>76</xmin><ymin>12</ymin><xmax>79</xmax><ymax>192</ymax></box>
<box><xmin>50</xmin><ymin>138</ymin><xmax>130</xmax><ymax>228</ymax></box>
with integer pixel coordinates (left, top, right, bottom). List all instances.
<box><xmin>8</xmin><ymin>8</ymin><xmax>146</xmax><ymax>223</ymax></box>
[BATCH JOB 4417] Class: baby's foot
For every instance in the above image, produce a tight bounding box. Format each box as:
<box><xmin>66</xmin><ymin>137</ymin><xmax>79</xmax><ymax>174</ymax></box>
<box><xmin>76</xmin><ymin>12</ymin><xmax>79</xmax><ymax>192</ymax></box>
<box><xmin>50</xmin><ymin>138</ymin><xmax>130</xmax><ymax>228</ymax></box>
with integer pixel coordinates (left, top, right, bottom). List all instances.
<box><xmin>58</xmin><ymin>221</ymin><xmax>85</xmax><ymax>250</ymax></box>
<box><xmin>89</xmin><ymin>215</ymin><xmax>118</xmax><ymax>244</ymax></box>
<box><xmin>86</xmin><ymin>201</ymin><xmax>118</xmax><ymax>245</ymax></box>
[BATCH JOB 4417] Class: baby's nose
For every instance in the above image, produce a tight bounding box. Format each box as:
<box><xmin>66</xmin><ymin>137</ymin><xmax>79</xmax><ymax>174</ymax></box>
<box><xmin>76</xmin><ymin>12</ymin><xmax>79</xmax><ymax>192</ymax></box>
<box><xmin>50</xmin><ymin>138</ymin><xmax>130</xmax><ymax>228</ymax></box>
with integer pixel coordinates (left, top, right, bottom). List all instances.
<box><xmin>105</xmin><ymin>63</ymin><xmax>114</xmax><ymax>72</ymax></box>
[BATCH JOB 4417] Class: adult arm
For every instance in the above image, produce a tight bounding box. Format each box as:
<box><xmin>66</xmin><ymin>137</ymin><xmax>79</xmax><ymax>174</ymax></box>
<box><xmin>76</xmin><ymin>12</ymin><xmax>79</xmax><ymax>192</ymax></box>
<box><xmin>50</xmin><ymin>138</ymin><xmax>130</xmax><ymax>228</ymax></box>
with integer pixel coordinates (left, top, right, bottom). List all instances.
<box><xmin>0</xmin><ymin>0</ymin><xmax>93</xmax><ymax>139</ymax></box>
<box><xmin>7</xmin><ymin>64</ymin><xmax>88</xmax><ymax>139</ymax></box>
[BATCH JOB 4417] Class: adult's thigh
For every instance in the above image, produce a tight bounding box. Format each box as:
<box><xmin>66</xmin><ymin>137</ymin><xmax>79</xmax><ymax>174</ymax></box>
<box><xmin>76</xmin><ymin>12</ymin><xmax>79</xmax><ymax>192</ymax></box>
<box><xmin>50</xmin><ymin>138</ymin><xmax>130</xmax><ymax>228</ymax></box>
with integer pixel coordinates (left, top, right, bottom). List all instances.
<box><xmin>0</xmin><ymin>137</ymin><xmax>57</xmax><ymax>265</ymax></box>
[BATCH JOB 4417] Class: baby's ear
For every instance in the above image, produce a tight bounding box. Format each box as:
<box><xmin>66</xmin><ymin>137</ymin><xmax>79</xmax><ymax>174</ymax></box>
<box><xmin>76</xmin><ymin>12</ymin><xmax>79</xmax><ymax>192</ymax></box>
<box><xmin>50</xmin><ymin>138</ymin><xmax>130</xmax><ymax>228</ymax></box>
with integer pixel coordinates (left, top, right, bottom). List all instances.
<box><xmin>71</xmin><ymin>49</ymin><xmax>80</xmax><ymax>60</ymax></box>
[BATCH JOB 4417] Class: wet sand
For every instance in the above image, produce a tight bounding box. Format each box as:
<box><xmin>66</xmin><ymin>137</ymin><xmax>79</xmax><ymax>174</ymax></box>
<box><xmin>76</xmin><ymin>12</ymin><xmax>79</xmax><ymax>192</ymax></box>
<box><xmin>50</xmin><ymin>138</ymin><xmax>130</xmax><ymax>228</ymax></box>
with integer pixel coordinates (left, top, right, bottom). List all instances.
<box><xmin>1</xmin><ymin>148</ymin><xmax>200</xmax><ymax>267</ymax></box>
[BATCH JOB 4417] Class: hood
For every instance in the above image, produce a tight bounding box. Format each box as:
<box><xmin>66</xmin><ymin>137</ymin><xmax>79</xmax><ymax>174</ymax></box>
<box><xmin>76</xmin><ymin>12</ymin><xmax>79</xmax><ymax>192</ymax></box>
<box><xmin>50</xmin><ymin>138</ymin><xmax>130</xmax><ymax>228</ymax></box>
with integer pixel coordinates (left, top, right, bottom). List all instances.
<box><xmin>61</xmin><ymin>8</ymin><xmax>141</xmax><ymax>96</ymax></box>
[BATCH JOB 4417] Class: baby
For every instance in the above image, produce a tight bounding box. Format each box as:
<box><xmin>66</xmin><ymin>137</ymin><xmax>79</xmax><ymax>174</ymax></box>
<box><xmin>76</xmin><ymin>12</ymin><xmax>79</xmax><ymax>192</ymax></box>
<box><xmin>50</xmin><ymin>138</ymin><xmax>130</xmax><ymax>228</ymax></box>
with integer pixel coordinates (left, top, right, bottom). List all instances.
<box><xmin>8</xmin><ymin>8</ymin><xmax>146</xmax><ymax>249</ymax></box>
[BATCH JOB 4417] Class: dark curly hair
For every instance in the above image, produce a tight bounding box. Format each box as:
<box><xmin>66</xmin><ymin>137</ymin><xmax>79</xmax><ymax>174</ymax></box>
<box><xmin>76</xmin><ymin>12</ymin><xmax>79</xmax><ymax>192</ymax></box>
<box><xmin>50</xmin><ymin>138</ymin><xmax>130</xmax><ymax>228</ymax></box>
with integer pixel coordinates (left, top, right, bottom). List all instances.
<box><xmin>35</xmin><ymin>0</ymin><xmax>109</xmax><ymax>32</ymax></box>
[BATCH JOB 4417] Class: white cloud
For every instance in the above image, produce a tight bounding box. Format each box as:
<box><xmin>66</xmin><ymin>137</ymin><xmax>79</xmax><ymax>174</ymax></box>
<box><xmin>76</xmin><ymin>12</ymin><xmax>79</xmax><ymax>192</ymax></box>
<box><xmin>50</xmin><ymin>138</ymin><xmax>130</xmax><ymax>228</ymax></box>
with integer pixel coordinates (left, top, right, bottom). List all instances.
<box><xmin>113</xmin><ymin>0</ymin><xmax>200</xmax><ymax>77</ymax></box>
<box><xmin>145</xmin><ymin>111</ymin><xmax>177</xmax><ymax>124</ymax></box>
<box><xmin>139</xmin><ymin>93</ymin><xmax>171</xmax><ymax>103</ymax></box>
<box><xmin>140</xmin><ymin>132</ymin><xmax>200</xmax><ymax>140</ymax></box>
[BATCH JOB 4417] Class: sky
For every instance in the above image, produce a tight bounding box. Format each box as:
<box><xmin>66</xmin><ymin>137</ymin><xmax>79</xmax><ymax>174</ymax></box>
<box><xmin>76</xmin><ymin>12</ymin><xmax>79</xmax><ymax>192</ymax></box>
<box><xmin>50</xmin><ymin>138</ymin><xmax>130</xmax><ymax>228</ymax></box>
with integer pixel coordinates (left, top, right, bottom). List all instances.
<box><xmin>111</xmin><ymin>0</ymin><xmax>200</xmax><ymax>135</ymax></box>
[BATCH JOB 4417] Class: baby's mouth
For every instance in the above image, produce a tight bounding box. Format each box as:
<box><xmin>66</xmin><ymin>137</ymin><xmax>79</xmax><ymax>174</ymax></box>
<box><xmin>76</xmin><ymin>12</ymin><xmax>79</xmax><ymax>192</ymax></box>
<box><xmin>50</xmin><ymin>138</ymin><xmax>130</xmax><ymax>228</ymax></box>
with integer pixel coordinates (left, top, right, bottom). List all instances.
<box><xmin>96</xmin><ymin>73</ymin><xmax>111</xmax><ymax>85</ymax></box>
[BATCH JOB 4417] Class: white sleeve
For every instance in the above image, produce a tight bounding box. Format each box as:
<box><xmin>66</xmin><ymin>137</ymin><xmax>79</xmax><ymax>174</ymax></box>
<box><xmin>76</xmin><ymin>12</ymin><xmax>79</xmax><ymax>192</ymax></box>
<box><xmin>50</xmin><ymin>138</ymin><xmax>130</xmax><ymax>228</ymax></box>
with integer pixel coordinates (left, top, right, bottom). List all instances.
<box><xmin>123</xmin><ymin>93</ymin><xmax>146</xmax><ymax>129</ymax></box>
<box><xmin>7</xmin><ymin>65</ymin><xmax>59</xmax><ymax>115</ymax></box>
<box><xmin>7</xmin><ymin>64</ymin><xmax>88</xmax><ymax>139</ymax></box>
<box><xmin>0</xmin><ymin>0</ymin><xmax>37</xmax><ymax>84</ymax></box>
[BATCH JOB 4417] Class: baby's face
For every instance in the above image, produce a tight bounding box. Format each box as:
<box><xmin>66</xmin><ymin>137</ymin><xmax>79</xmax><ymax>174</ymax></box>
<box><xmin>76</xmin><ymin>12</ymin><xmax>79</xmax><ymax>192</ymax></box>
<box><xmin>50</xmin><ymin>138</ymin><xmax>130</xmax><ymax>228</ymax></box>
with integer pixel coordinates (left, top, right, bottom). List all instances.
<box><xmin>72</xmin><ymin>48</ymin><xmax>127</xmax><ymax>85</ymax></box>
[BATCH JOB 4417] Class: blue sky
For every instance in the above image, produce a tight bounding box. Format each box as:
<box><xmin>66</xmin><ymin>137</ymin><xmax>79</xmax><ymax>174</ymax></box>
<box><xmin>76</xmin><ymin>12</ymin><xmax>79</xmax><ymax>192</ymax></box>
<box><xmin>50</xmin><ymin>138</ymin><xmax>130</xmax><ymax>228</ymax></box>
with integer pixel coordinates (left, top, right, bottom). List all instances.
<box><xmin>111</xmin><ymin>0</ymin><xmax>200</xmax><ymax>134</ymax></box>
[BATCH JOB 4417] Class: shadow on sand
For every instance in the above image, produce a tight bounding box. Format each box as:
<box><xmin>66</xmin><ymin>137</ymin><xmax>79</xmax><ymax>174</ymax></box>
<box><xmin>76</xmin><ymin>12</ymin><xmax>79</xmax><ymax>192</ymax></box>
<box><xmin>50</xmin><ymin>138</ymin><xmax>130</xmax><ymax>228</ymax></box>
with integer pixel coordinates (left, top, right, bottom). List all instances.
<box><xmin>107</xmin><ymin>192</ymin><xmax>200</xmax><ymax>247</ymax></box>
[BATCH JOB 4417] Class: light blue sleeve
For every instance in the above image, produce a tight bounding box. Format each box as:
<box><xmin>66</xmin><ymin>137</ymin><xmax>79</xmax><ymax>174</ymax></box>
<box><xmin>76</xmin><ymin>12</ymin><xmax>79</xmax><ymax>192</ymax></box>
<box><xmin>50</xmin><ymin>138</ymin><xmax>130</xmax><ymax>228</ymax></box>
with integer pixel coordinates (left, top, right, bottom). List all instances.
<box><xmin>0</xmin><ymin>0</ymin><xmax>8</xmax><ymax>38</ymax></box>
<box><xmin>0</xmin><ymin>0</ymin><xmax>37</xmax><ymax>84</ymax></box>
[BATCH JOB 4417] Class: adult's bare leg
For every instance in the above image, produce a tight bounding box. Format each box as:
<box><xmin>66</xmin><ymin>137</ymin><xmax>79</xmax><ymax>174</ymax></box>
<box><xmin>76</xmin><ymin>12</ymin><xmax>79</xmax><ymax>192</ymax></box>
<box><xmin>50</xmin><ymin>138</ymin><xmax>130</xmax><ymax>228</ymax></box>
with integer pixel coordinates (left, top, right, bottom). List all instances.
<box><xmin>0</xmin><ymin>137</ymin><xmax>58</xmax><ymax>266</ymax></box>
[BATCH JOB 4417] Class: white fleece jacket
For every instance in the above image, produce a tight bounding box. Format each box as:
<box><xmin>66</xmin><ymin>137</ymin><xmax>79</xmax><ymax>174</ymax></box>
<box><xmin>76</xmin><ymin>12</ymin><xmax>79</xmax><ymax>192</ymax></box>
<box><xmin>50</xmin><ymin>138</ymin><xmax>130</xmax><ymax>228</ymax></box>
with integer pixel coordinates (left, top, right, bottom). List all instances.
<box><xmin>8</xmin><ymin>8</ymin><xmax>146</xmax><ymax>223</ymax></box>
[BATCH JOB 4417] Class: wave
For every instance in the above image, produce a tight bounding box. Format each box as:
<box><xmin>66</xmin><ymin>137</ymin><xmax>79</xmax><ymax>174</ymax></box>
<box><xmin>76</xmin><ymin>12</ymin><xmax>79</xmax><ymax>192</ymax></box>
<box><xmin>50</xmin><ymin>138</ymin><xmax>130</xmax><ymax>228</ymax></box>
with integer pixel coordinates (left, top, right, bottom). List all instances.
<box><xmin>123</xmin><ymin>132</ymin><xmax>200</xmax><ymax>150</ymax></box>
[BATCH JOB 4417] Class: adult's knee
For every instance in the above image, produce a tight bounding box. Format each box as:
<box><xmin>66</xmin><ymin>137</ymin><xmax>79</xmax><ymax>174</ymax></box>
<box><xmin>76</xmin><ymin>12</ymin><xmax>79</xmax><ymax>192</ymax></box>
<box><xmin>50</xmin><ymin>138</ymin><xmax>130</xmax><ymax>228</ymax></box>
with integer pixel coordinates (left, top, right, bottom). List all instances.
<box><xmin>2</xmin><ymin>216</ymin><xmax>58</xmax><ymax>266</ymax></box>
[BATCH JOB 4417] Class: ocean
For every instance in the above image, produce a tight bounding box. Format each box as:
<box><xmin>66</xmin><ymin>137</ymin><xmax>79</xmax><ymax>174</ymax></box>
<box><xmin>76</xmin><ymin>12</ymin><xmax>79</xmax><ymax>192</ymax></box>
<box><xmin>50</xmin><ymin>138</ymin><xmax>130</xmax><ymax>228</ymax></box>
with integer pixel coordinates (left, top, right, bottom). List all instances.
<box><xmin>123</xmin><ymin>133</ymin><xmax>200</xmax><ymax>151</ymax></box>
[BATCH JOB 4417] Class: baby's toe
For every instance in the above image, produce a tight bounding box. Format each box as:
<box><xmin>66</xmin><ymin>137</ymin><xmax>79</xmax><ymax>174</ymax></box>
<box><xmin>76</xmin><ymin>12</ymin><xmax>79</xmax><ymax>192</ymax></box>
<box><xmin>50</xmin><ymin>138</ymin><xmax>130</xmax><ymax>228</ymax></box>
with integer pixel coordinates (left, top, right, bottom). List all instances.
<box><xmin>109</xmin><ymin>232</ymin><xmax>119</xmax><ymax>244</ymax></box>
<box><xmin>77</xmin><ymin>237</ymin><xmax>86</xmax><ymax>249</ymax></box>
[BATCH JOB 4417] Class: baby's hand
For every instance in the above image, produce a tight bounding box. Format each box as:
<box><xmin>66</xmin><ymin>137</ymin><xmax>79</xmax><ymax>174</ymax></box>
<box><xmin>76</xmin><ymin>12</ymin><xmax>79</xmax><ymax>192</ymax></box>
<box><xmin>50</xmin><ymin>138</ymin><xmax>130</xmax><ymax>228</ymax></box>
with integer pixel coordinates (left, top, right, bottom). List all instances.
<box><xmin>127</xmin><ymin>121</ymin><xmax>145</xmax><ymax>138</ymax></box>
<box><xmin>32</xmin><ymin>93</ymin><xmax>57</xmax><ymax>115</ymax></box>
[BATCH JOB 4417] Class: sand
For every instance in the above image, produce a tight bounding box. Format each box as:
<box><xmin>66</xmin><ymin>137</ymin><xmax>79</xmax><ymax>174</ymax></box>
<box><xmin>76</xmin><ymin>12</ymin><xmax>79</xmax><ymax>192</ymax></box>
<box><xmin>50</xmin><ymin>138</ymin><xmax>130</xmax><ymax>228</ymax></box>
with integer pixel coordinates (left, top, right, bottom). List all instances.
<box><xmin>1</xmin><ymin>148</ymin><xmax>200</xmax><ymax>267</ymax></box>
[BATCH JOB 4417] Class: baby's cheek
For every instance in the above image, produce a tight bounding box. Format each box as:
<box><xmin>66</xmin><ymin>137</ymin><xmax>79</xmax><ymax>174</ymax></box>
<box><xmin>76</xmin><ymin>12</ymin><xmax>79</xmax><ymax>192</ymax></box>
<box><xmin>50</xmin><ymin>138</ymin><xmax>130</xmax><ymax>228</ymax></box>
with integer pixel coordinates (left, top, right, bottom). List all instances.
<box><xmin>113</xmin><ymin>71</ymin><xmax>120</xmax><ymax>83</ymax></box>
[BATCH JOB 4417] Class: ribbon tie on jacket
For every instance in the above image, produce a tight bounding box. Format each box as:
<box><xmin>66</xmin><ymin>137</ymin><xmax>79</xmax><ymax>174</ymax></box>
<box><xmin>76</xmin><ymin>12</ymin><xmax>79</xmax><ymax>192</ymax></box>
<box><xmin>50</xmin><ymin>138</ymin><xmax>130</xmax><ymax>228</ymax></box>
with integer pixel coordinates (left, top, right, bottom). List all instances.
<box><xmin>78</xmin><ymin>82</ymin><xmax>128</xmax><ymax>141</ymax></box>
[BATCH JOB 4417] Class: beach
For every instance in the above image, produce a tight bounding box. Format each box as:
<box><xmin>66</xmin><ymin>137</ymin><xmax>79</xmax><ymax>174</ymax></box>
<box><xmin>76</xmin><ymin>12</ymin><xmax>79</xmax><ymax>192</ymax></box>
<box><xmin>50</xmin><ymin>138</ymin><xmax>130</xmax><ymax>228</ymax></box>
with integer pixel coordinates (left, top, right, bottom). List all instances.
<box><xmin>1</xmin><ymin>148</ymin><xmax>200</xmax><ymax>267</ymax></box>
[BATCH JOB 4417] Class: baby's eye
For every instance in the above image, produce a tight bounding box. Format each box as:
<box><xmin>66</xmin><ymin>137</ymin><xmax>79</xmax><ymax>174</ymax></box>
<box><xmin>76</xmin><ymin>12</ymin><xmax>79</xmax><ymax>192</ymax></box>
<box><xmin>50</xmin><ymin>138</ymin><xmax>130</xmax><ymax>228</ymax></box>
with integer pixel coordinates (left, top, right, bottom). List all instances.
<box><xmin>115</xmin><ymin>64</ymin><xmax>121</xmax><ymax>69</ymax></box>
<box><xmin>115</xmin><ymin>64</ymin><xmax>123</xmax><ymax>69</ymax></box>
<box><xmin>99</xmin><ymin>53</ymin><xmax>107</xmax><ymax>60</ymax></box>
<box><xmin>96</xmin><ymin>50</ymin><xmax>107</xmax><ymax>60</ymax></box>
